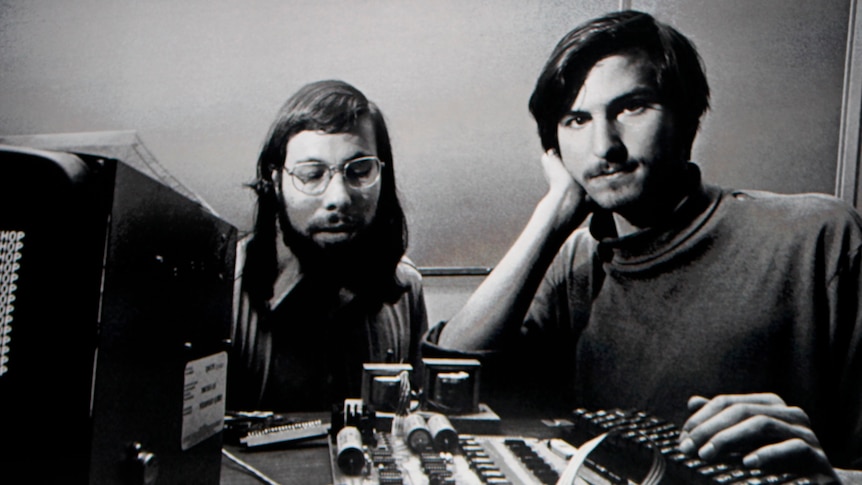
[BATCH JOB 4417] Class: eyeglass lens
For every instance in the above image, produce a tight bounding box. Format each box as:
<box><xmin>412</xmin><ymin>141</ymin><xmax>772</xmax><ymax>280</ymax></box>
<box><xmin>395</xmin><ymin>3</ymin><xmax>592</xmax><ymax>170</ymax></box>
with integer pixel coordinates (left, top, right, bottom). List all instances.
<box><xmin>289</xmin><ymin>157</ymin><xmax>381</xmax><ymax>194</ymax></box>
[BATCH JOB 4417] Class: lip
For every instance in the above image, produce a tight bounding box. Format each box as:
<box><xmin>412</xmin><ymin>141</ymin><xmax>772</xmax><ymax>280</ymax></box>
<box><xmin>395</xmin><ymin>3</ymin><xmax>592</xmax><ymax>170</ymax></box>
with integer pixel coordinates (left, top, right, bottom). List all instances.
<box><xmin>313</xmin><ymin>223</ymin><xmax>356</xmax><ymax>233</ymax></box>
<box><xmin>587</xmin><ymin>162</ymin><xmax>638</xmax><ymax>180</ymax></box>
<box><xmin>310</xmin><ymin>225</ymin><xmax>357</xmax><ymax>245</ymax></box>
<box><xmin>315</xmin><ymin>226</ymin><xmax>353</xmax><ymax>234</ymax></box>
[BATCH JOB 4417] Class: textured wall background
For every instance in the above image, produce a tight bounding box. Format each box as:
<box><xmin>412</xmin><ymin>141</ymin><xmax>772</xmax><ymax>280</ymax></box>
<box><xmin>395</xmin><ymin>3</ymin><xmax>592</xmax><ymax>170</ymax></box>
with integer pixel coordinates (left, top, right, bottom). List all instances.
<box><xmin>0</xmin><ymin>0</ymin><xmax>850</xmax><ymax>277</ymax></box>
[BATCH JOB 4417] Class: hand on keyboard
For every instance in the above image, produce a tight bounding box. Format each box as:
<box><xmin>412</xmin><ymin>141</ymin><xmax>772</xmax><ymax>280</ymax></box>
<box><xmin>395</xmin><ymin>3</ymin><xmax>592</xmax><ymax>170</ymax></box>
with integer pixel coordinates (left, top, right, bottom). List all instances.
<box><xmin>680</xmin><ymin>393</ymin><xmax>838</xmax><ymax>484</ymax></box>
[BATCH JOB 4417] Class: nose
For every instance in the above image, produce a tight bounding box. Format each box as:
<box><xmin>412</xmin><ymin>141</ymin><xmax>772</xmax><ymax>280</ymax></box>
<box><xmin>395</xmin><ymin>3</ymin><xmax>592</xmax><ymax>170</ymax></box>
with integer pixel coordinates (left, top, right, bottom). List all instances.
<box><xmin>592</xmin><ymin>118</ymin><xmax>627</xmax><ymax>164</ymax></box>
<box><xmin>322</xmin><ymin>171</ymin><xmax>351</xmax><ymax>210</ymax></box>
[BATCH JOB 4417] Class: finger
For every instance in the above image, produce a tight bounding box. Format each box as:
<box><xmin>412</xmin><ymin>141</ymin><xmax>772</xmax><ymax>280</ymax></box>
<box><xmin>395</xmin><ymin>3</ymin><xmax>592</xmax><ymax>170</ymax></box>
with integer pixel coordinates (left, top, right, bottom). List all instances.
<box><xmin>678</xmin><ymin>396</ymin><xmax>711</xmax><ymax>450</ymax></box>
<box><xmin>687</xmin><ymin>395</ymin><xmax>709</xmax><ymax>412</ymax></box>
<box><xmin>694</xmin><ymin>414</ymin><xmax>819</xmax><ymax>462</ymax></box>
<box><xmin>692</xmin><ymin>403</ymin><xmax>811</xmax><ymax>442</ymax></box>
<box><xmin>682</xmin><ymin>393</ymin><xmax>786</xmax><ymax>433</ymax></box>
<box><xmin>539</xmin><ymin>149</ymin><xmax>568</xmax><ymax>183</ymax></box>
<box><xmin>680</xmin><ymin>402</ymin><xmax>810</xmax><ymax>457</ymax></box>
<box><xmin>540</xmin><ymin>150</ymin><xmax>589</xmax><ymax>209</ymax></box>
<box><xmin>685</xmin><ymin>404</ymin><xmax>812</xmax><ymax>453</ymax></box>
<box><xmin>680</xmin><ymin>396</ymin><xmax>710</xmax><ymax>443</ymax></box>
<box><xmin>743</xmin><ymin>439</ymin><xmax>836</xmax><ymax>481</ymax></box>
<box><xmin>541</xmin><ymin>148</ymin><xmax>560</xmax><ymax>164</ymax></box>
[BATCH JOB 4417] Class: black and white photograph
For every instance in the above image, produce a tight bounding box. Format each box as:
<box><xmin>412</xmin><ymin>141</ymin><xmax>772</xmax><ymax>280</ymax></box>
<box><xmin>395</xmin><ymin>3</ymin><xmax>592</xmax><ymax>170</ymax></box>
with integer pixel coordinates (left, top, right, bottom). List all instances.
<box><xmin>0</xmin><ymin>1</ymin><xmax>860</xmax><ymax>483</ymax></box>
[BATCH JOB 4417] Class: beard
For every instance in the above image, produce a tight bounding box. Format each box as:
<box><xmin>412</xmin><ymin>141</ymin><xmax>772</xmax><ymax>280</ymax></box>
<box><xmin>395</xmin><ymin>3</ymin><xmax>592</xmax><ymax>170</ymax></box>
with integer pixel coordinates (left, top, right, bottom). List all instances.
<box><xmin>279</xmin><ymin>213</ymin><xmax>381</xmax><ymax>291</ymax></box>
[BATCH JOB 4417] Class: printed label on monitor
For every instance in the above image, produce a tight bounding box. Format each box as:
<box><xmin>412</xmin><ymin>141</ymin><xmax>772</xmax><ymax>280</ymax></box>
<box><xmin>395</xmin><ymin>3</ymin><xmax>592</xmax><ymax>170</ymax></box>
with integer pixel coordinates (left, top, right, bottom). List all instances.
<box><xmin>0</xmin><ymin>230</ymin><xmax>24</xmax><ymax>378</ymax></box>
<box><xmin>181</xmin><ymin>351</ymin><xmax>227</xmax><ymax>450</ymax></box>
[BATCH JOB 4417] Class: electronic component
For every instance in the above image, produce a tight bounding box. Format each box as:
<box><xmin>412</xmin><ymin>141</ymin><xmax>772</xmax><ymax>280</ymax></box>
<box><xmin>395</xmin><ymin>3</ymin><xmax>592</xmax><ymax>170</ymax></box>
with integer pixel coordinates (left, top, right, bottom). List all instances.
<box><xmin>327</xmin><ymin>404</ymin><xmax>824</xmax><ymax>485</ymax></box>
<box><xmin>328</xmin><ymin>396</ymin><xmax>582</xmax><ymax>485</ymax></box>
<box><xmin>336</xmin><ymin>426</ymin><xmax>367</xmax><ymax>475</ymax></box>
<box><xmin>0</xmin><ymin>135</ymin><xmax>235</xmax><ymax>484</ymax></box>
<box><xmin>239</xmin><ymin>418</ymin><xmax>328</xmax><ymax>448</ymax></box>
<box><xmin>402</xmin><ymin>413</ymin><xmax>433</xmax><ymax>453</ymax></box>
<box><xmin>421</xmin><ymin>358</ymin><xmax>481</xmax><ymax>415</ymax></box>
<box><xmin>428</xmin><ymin>413</ymin><xmax>458</xmax><ymax>452</ymax></box>
<box><xmin>329</xmin><ymin>429</ymin><xmax>597</xmax><ymax>485</ymax></box>
<box><xmin>362</xmin><ymin>363</ymin><xmax>414</xmax><ymax>413</ymax></box>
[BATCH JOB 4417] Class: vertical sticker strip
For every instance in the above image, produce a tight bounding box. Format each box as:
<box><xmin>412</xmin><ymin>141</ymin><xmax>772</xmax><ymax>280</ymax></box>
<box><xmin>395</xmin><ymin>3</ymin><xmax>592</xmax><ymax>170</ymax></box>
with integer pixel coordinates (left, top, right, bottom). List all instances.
<box><xmin>0</xmin><ymin>230</ymin><xmax>24</xmax><ymax>377</ymax></box>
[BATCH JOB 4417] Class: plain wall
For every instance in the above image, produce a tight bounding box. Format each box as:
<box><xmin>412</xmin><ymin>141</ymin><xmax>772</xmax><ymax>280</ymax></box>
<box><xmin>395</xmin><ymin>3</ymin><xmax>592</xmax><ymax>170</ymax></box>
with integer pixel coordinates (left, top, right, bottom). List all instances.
<box><xmin>0</xmin><ymin>1</ymin><xmax>851</xmax><ymax>321</ymax></box>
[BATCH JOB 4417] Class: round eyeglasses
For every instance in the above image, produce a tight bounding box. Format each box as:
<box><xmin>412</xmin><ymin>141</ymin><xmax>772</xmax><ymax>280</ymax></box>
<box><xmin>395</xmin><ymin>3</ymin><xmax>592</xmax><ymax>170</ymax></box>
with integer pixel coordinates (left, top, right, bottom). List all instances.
<box><xmin>284</xmin><ymin>156</ymin><xmax>384</xmax><ymax>195</ymax></box>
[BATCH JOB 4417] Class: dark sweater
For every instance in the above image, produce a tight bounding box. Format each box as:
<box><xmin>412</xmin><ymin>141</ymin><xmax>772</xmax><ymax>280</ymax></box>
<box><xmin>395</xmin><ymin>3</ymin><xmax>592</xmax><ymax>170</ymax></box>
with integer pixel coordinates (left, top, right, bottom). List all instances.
<box><xmin>426</xmin><ymin>174</ymin><xmax>862</xmax><ymax>468</ymax></box>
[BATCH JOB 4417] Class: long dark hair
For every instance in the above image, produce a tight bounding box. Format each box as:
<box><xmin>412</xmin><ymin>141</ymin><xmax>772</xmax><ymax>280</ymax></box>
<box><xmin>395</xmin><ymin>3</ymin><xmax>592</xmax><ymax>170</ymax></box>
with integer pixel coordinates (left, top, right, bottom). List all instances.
<box><xmin>529</xmin><ymin>10</ymin><xmax>710</xmax><ymax>161</ymax></box>
<box><xmin>244</xmin><ymin>80</ymin><xmax>408</xmax><ymax>310</ymax></box>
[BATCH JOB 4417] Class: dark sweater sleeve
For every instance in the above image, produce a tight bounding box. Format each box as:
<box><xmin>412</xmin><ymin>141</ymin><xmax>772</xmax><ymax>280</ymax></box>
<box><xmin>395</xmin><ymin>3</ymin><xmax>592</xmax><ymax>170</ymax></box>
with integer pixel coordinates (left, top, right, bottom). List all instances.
<box><xmin>828</xmin><ymin>222</ymin><xmax>862</xmax><ymax>468</ymax></box>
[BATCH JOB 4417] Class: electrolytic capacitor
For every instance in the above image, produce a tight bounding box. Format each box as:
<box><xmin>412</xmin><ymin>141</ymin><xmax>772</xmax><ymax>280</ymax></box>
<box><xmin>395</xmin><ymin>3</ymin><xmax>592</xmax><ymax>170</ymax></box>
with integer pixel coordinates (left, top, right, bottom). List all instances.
<box><xmin>336</xmin><ymin>426</ymin><xmax>365</xmax><ymax>475</ymax></box>
<box><xmin>402</xmin><ymin>413</ymin><xmax>433</xmax><ymax>453</ymax></box>
<box><xmin>427</xmin><ymin>413</ymin><xmax>458</xmax><ymax>452</ymax></box>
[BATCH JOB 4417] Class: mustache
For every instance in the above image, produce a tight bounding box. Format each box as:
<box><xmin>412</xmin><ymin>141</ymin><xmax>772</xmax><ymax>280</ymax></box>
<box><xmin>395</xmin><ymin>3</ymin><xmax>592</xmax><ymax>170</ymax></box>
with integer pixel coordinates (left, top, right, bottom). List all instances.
<box><xmin>307</xmin><ymin>213</ymin><xmax>363</xmax><ymax>232</ymax></box>
<box><xmin>584</xmin><ymin>160</ymin><xmax>639</xmax><ymax>180</ymax></box>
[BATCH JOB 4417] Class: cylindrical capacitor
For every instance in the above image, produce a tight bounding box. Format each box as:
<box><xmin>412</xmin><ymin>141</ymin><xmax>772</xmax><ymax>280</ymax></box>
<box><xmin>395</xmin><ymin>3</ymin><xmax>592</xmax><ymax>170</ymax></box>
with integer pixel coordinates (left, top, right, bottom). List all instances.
<box><xmin>402</xmin><ymin>413</ymin><xmax>433</xmax><ymax>453</ymax></box>
<box><xmin>336</xmin><ymin>426</ymin><xmax>365</xmax><ymax>475</ymax></box>
<box><xmin>427</xmin><ymin>413</ymin><xmax>458</xmax><ymax>452</ymax></box>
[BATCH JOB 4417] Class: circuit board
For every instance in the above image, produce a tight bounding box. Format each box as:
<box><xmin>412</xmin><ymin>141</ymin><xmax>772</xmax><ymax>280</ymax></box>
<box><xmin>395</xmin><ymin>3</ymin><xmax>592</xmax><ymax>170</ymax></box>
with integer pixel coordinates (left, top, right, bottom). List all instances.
<box><xmin>328</xmin><ymin>431</ymin><xmax>609</xmax><ymax>485</ymax></box>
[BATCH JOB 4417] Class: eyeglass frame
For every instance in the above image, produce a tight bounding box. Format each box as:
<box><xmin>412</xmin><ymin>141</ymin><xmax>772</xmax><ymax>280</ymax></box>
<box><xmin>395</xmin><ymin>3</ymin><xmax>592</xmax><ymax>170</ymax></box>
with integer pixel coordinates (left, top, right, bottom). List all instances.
<box><xmin>281</xmin><ymin>155</ymin><xmax>385</xmax><ymax>196</ymax></box>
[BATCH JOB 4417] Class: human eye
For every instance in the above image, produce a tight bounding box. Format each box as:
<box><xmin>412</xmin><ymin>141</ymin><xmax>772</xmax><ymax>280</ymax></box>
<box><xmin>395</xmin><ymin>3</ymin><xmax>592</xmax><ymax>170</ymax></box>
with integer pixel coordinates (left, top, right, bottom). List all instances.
<box><xmin>616</xmin><ymin>96</ymin><xmax>658</xmax><ymax>120</ymax></box>
<box><xmin>346</xmin><ymin>157</ymin><xmax>383</xmax><ymax>185</ymax></box>
<box><xmin>560</xmin><ymin>112</ymin><xmax>591</xmax><ymax>128</ymax></box>
<box><xmin>346</xmin><ymin>157</ymin><xmax>375</xmax><ymax>178</ymax></box>
<box><xmin>292</xmin><ymin>163</ymin><xmax>327</xmax><ymax>184</ymax></box>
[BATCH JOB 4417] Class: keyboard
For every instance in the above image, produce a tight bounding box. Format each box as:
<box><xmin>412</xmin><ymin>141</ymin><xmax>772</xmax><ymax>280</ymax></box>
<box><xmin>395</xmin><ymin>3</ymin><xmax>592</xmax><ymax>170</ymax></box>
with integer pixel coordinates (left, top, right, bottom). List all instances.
<box><xmin>562</xmin><ymin>407</ymin><xmax>817</xmax><ymax>485</ymax></box>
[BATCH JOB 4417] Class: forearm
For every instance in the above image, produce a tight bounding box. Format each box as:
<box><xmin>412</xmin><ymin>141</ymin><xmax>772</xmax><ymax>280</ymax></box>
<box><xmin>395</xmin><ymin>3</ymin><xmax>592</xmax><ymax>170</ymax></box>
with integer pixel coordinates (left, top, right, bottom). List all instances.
<box><xmin>836</xmin><ymin>468</ymin><xmax>862</xmax><ymax>483</ymax></box>
<box><xmin>437</xmin><ymin>193</ymin><xmax>589</xmax><ymax>350</ymax></box>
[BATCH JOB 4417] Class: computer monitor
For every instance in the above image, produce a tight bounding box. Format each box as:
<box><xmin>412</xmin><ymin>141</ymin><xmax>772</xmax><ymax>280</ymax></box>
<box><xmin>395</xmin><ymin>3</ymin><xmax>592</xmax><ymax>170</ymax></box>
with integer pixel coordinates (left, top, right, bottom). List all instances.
<box><xmin>0</xmin><ymin>133</ymin><xmax>236</xmax><ymax>484</ymax></box>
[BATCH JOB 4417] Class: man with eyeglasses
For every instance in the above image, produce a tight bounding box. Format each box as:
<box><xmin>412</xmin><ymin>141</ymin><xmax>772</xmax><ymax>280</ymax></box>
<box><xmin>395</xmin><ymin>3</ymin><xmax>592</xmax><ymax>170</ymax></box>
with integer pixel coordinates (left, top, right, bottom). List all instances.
<box><xmin>228</xmin><ymin>80</ymin><xmax>427</xmax><ymax>412</ymax></box>
<box><xmin>425</xmin><ymin>10</ymin><xmax>861</xmax><ymax>482</ymax></box>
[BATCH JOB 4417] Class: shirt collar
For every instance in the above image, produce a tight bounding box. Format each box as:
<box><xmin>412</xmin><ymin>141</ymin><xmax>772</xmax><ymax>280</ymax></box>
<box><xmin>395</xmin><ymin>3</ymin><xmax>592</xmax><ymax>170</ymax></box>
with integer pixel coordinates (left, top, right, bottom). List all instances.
<box><xmin>267</xmin><ymin>240</ymin><xmax>302</xmax><ymax>310</ymax></box>
<box><xmin>267</xmin><ymin>236</ymin><xmax>357</xmax><ymax>310</ymax></box>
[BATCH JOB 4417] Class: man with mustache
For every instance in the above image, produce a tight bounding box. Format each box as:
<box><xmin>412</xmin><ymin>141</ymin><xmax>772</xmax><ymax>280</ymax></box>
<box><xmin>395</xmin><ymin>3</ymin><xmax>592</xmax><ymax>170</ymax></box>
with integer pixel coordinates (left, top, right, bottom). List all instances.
<box><xmin>427</xmin><ymin>10</ymin><xmax>861</xmax><ymax>482</ymax></box>
<box><xmin>229</xmin><ymin>80</ymin><xmax>427</xmax><ymax>412</ymax></box>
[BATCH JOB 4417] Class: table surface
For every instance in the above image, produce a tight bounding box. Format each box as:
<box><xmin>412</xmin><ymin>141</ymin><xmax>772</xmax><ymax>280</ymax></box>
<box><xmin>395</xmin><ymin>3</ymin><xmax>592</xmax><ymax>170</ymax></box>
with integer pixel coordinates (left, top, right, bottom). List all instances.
<box><xmin>221</xmin><ymin>438</ymin><xmax>332</xmax><ymax>485</ymax></box>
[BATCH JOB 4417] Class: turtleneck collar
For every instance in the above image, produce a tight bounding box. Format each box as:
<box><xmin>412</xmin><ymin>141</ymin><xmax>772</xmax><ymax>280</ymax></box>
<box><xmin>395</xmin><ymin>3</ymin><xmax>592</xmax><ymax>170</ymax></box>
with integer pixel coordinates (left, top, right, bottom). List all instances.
<box><xmin>588</xmin><ymin>163</ymin><xmax>722</xmax><ymax>266</ymax></box>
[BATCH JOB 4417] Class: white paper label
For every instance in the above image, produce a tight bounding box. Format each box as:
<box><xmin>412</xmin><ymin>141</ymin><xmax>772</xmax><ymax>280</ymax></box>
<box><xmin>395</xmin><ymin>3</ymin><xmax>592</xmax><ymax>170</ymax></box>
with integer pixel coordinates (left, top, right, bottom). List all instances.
<box><xmin>181</xmin><ymin>351</ymin><xmax>227</xmax><ymax>450</ymax></box>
